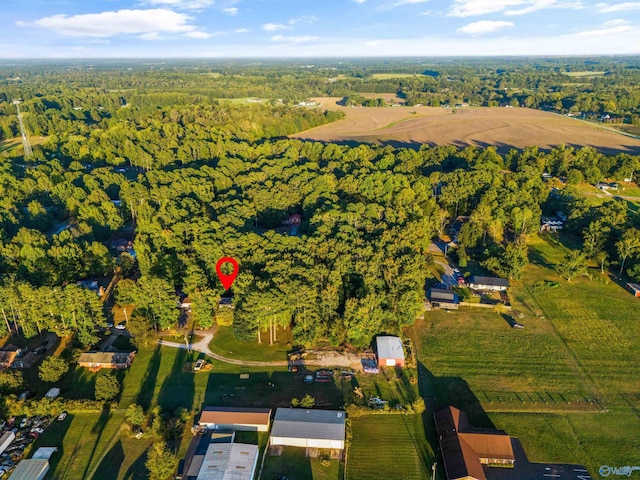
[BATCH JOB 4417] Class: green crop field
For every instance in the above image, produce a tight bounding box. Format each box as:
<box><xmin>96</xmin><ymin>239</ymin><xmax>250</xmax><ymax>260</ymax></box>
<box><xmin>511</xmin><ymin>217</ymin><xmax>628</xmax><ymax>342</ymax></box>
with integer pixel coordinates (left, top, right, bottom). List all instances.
<box><xmin>410</xmin><ymin>233</ymin><xmax>640</xmax><ymax>475</ymax></box>
<box><xmin>346</xmin><ymin>415</ymin><xmax>433</xmax><ymax>480</ymax></box>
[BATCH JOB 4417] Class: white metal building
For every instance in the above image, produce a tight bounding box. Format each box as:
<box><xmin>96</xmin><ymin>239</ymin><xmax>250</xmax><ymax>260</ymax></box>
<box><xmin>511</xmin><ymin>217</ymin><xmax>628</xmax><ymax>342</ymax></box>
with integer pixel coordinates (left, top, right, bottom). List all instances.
<box><xmin>8</xmin><ymin>460</ymin><xmax>50</xmax><ymax>480</ymax></box>
<box><xmin>269</xmin><ymin>408</ymin><xmax>345</xmax><ymax>450</ymax></box>
<box><xmin>195</xmin><ymin>443</ymin><xmax>259</xmax><ymax>480</ymax></box>
<box><xmin>376</xmin><ymin>336</ymin><xmax>406</xmax><ymax>367</ymax></box>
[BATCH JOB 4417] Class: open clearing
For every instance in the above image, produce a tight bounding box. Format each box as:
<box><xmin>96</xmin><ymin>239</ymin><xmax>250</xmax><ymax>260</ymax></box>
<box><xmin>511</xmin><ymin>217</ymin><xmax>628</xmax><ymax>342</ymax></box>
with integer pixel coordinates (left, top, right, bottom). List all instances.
<box><xmin>370</xmin><ymin>73</ymin><xmax>425</xmax><ymax>79</ymax></box>
<box><xmin>347</xmin><ymin>415</ymin><xmax>432</xmax><ymax>480</ymax></box>
<box><xmin>291</xmin><ymin>98</ymin><xmax>640</xmax><ymax>154</ymax></box>
<box><xmin>410</xmin><ymin>233</ymin><xmax>640</xmax><ymax>476</ymax></box>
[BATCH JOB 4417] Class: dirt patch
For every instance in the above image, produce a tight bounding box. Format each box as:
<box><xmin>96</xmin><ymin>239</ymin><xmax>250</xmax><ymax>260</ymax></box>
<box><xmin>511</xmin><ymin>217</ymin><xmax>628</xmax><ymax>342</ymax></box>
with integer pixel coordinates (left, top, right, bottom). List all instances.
<box><xmin>292</xmin><ymin>99</ymin><xmax>640</xmax><ymax>154</ymax></box>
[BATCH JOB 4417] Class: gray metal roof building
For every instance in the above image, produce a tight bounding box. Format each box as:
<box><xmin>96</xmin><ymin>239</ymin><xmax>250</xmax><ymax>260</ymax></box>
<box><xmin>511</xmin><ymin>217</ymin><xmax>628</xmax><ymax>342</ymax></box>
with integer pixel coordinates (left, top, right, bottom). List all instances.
<box><xmin>195</xmin><ymin>443</ymin><xmax>259</xmax><ymax>480</ymax></box>
<box><xmin>8</xmin><ymin>459</ymin><xmax>50</xmax><ymax>480</ymax></box>
<box><xmin>270</xmin><ymin>408</ymin><xmax>345</xmax><ymax>450</ymax></box>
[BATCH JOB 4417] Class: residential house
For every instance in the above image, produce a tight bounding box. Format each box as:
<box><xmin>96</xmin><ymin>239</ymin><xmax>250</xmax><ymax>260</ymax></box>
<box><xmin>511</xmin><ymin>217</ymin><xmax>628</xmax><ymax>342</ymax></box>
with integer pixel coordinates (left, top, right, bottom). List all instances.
<box><xmin>427</xmin><ymin>288</ymin><xmax>460</xmax><ymax>310</ymax></box>
<box><xmin>77</xmin><ymin>351</ymin><xmax>135</xmax><ymax>371</ymax></box>
<box><xmin>434</xmin><ymin>406</ymin><xmax>515</xmax><ymax>480</ymax></box>
<box><xmin>469</xmin><ymin>276</ymin><xmax>510</xmax><ymax>292</ymax></box>
<box><xmin>198</xmin><ymin>407</ymin><xmax>271</xmax><ymax>432</ymax></box>
<box><xmin>375</xmin><ymin>336</ymin><xmax>406</xmax><ymax>367</ymax></box>
<box><xmin>270</xmin><ymin>408</ymin><xmax>346</xmax><ymax>451</ymax></box>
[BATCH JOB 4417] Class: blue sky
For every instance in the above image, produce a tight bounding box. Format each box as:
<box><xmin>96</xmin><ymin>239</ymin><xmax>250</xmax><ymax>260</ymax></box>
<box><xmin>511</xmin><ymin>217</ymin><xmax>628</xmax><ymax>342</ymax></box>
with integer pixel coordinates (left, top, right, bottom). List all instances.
<box><xmin>1</xmin><ymin>0</ymin><xmax>639</xmax><ymax>58</ymax></box>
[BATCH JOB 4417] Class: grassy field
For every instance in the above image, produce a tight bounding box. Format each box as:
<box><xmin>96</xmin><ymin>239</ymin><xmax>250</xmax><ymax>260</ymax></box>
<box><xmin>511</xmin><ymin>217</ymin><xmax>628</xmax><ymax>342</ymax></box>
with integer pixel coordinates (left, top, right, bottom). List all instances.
<box><xmin>208</xmin><ymin>325</ymin><xmax>293</xmax><ymax>362</ymax></box>
<box><xmin>0</xmin><ymin>136</ymin><xmax>49</xmax><ymax>155</ymax></box>
<box><xmin>410</xmin><ymin>232</ymin><xmax>640</xmax><ymax>475</ymax></box>
<box><xmin>346</xmin><ymin>415</ymin><xmax>432</xmax><ymax>480</ymax></box>
<box><xmin>292</xmin><ymin>100</ymin><xmax>640</xmax><ymax>154</ymax></box>
<box><xmin>261</xmin><ymin>448</ymin><xmax>342</xmax><ymax>480</ymax></box>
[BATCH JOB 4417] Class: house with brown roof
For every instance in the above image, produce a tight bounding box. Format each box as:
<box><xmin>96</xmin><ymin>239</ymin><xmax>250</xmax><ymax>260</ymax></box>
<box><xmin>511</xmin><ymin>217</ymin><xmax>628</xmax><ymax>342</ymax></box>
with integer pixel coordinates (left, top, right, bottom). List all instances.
<box><xmin>434</xmin><ymin>406</ymin><xmax>515</xmax><ymax>480</ymax></box>
<box><xmin>198</xmin><ymin>407</ymin><xmax>272</xmax><ymax>432</ymax></box>
<box><xmin>77</xmin><ymin>351</ymin><xmax>135</xmax><ymax>371</ymax></box>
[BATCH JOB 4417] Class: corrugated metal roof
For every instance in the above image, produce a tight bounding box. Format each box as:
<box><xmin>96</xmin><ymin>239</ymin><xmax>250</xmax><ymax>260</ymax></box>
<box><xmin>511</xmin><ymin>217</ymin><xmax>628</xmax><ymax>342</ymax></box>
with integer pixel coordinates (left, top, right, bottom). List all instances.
<box><xmin>199</xmin><ymin>407</ymin><xmax>271</xmax><ymax>427</ymax></box>
<box><xmin>429</xmin><ymin>288</ymin><xmax>458</xmax><ymax>302</ymax></box>
<box><xmin>32</xmin><ymin>447</ymin><xmax>57</xmax><ymax>460</ymax></box>
<box><xmin>376</xmin><ymin>336</ymin><xmax>405</xmax><ymax>360</ymax></box>
<box><xmin>8</xmin><ymin>459</ymin><xmax>49</xmax><ymax>480</ymax></box>
<box><xmin>271</xmin><ymin>409</ymin><xmax>345</xmax><ymax>442</ymax></box>
<box><xmin>195</xmin><ymin>443</ymin><xmax>259</xmax><ymax>480</ymax></box>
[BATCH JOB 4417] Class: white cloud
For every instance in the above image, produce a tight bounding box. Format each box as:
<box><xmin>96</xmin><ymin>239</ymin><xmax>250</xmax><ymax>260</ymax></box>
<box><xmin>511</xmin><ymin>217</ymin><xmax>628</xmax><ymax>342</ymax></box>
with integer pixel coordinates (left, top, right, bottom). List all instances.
<box><xmin>597</xmin><ymin>2</ymin><xmax>640</xmax><ymax>12</ymax></box>
<box><xmin>288</xmin><ymin>15</ymin><xmax>319</xmax><ymax>25</ymax></box>
<box><xmin>235</xmin><ymin>28</ymin><xmax>251</xmax><ymax>33</ymax></box>
<box><xmin>262</xmin><ymin>23</ymin><xmax>291</xmax><ymax>31</ymax></box>
<box><xmin>458</xmin><ymin>20</ymin><xmax>514</xmax><ymax>34</ymax></box>
<box><xmin>222</xmin><ymin>7</ymin><xmax>238</xmax><ymax>15</ymax></box>
<box><xmin>572</xmin><ymin>19</ymin><xmax>634</xmax><ymax>36</ymax></box>
<box><xmin>139</xmin><ymin>32</ymin><xmax>163</xmax><ymax>40</ymax></box>
<box><xmin>25</xmin><ymin>9</ymin><xmax>198</xmax><ymax>38</ymax></box>
<box><xmin>183</xmin><ymin>30</ymin><xmax>212</xmax><ymax>38</ymax></box>
<box><xmin>394</xmin><ymin>0</ymin><xmax>430</xmax><ymax>5</ymax></box>
<box><xmin>271</xmin><ymin>35</ymin><xmax>319</xmax><ymax>43</ymax></box>
<box><xmin>353</xmin><ymin>0</ymin><xmax>366</xmax><ymax>3</ymax></box>
<box><xmin>140</xmin><ymin>0</ymin><xmax>214</xmax><ymax>9</ymax></box>
<box><xmin>449</xmin><ymin>0</ymin><xmax>581</xmax><ymax>17</ymax></box>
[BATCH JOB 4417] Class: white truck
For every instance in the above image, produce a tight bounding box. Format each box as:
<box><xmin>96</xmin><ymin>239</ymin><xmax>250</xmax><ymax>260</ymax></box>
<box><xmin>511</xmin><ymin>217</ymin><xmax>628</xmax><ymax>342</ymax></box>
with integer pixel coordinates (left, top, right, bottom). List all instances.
<box><xmin>0</xmin><ymin>431</ymin><xmax>16</xmax><ymax>456</ymax></box>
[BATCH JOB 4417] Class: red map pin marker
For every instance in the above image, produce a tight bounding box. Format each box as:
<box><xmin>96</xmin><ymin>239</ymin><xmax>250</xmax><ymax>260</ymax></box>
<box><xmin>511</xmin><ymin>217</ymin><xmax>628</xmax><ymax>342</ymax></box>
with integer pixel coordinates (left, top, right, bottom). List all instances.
<box><xmin>216</xmin><ymin>257</ymin><xmax>239</xmax><ymax>291</ymax></box>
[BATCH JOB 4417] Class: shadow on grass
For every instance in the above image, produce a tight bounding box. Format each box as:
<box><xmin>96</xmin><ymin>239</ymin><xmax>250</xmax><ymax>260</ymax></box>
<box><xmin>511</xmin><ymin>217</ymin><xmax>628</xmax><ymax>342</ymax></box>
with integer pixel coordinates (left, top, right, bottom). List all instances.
<box><xmin>157</xmin><ymin>347</ymin><xmax>195</xmax><ymax>412</ymax></box>
<box><xmin>82</xmin><ymin>406</ymin><xmax>112</xmax><ymax>479</ymax></box>
<box><xmin>91</xmin><ymin>439</ymin><xmax>124</xmax><ymax>480</ymax></box>
<box><xmin>122</xmin><ymin>448</ymin><xmax>149</xmax><ymax>480</ymax></box>
<box><xmin>135</xmin><ymin>343</ymin><xmax>162</xmax><ymax>410</ymax></box>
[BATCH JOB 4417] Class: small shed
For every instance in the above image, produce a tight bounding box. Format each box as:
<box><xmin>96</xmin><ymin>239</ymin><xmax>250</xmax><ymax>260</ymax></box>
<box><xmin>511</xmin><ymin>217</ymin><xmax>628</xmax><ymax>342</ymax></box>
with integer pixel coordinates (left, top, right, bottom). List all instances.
<box><xmin>45</xmin><ymin>388</ymin><xmax>60</xmax><ymax>400</ymax></box>
<box><xmin>626</xmin><ymin>283</ymin><xmax>640</xmax><ymax>298</ymax></box>
<box><xmin>376</xmin><ymin>336</ymin><xmax>405</xmax><ymax>367</ymax></box>
<box><xmin>270</xmin><ymin>408</ymin><xmax>345</xmax><ymax>450</ymax></box>
<box><xmin>198</xmin><ymin>407</ymin><xmax>271</xmax><ymax>432</ymax></box>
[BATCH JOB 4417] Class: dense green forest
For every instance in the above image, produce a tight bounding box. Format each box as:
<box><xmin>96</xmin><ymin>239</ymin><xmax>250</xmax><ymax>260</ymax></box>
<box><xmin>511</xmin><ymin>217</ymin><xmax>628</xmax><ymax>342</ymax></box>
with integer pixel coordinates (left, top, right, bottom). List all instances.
<box><xmin>0</xmin><ymin>60</ymin><xmax>639</xmax><ymax>350</ymax></box>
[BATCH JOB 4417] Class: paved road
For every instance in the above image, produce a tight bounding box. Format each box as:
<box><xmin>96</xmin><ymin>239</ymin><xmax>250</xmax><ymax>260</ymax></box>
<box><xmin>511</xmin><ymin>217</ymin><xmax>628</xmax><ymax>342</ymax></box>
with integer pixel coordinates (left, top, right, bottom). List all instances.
<box><xmin>157</xmin><ymin>330</ymin><xmax>362</xmax><ymax>369</ymax></box>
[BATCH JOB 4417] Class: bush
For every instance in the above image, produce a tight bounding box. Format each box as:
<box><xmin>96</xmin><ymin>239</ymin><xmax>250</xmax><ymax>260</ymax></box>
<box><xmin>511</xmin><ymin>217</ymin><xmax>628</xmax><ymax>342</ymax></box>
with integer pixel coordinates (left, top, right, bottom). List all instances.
<box><xmin>95</xmin><ymin>372</ymin><xmax>120</xmax><ymax>401</ymax></box>
<box><xmin>0</xmin><ymin>370</ymin><xmax>25</xmax><ymax>394</ymax></box>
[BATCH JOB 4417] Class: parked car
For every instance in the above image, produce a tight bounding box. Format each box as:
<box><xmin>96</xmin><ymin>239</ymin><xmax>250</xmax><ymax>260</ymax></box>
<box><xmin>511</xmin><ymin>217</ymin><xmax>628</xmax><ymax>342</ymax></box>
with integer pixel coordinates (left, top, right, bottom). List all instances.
<box><xmin>19</xmin><ymin>418</ymin><xmax>28</xmax><ymax>429</ymax></box>
<box><xmin>57</xmin><ymin>412</ymin><xmax>67</xmax><ymax>422</ymax></box>
<box><xmin>106</xmin><ymin>323</ymin><xmax>114</xmax><ymax>328</ymax></box>
<box><xmin>115</xmin><ymin>323</ymin><xmax>126</xmax><ymax>330</ymax></box>
<box><xmin>303</xmin><ymin>374</ymin><xmax>314</xmax><ymax>383</ymax></box>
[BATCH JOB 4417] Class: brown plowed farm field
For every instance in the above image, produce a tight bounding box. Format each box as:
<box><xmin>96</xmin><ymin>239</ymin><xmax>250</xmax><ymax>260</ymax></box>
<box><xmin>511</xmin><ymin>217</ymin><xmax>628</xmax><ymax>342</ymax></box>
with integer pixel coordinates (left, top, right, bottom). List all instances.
<box><xmin>291</xmin><ymin>97</ymin><xmax>640</xmax><ymax>154</ymax></box>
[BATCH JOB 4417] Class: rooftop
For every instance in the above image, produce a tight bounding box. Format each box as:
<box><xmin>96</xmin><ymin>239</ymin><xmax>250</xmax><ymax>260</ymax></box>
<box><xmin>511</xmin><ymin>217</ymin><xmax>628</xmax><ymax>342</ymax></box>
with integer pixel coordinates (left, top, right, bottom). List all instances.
<box><xmin>376</xmin><ymin>336</ymin><xmax>405</xmax><ymax>360</ymax></box>
<box><xmin>78</xmin><ymin>351</ymin><xmax>134</xmax><ymax>364</ymax></box>
<box><xmin>195</xmin><ymin>443</ymin><xmax>259</xmax><ymax>480</ymax></box>
<box><xmin>199</xmin><ymin>407</ymin><xmax>271</xmax><ymax>427</ymax></box>
<box><xmin>271</xmin><ymin>408</ymin><xmax>345</xmax><ymax>442</ymax></box>
<box><xmin>470</xmin><ymin>276</ymin><xmax>510</xmax><ymax>288</ymax></box>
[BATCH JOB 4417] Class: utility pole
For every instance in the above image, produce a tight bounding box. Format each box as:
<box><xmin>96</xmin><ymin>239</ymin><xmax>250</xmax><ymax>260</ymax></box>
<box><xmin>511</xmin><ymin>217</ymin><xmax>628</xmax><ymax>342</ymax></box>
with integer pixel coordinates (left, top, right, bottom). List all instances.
<box><xmin>13</xmin><ymin>100</ymin><xmax>33</xmax><ymax>159</ymax></box>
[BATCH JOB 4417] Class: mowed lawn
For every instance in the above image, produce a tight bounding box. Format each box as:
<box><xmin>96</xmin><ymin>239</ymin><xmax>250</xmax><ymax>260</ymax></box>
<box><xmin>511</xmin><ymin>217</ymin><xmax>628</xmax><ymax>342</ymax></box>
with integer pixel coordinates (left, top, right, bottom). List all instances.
<box><xmin>346</xmin><ymin>415</ymin><xmax>432</xmax><ymax>480</ymax></box>
<box><xmin>261</xmin><ymin>448</ymin><xmax>342</xmax><ymax>480</ymax></box>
